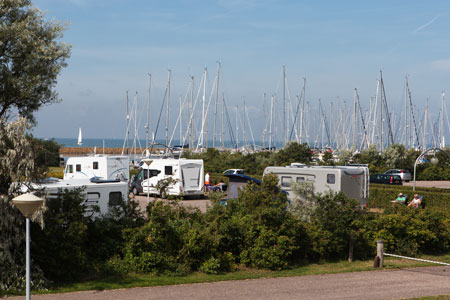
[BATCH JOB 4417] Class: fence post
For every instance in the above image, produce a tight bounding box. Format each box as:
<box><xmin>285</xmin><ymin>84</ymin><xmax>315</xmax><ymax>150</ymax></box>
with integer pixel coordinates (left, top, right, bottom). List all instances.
<box><xmin>376</xmin><ymin>239</ymin><xmax>384</xmax><ymax>268</ymax></box>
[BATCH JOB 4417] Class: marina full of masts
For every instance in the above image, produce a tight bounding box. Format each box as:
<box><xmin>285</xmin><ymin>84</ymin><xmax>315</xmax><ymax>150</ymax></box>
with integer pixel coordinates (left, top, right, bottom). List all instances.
<box><xmin>121</xmin><ymin>64</ymin><xmax>450</xmax><ymax>157</ymax></box>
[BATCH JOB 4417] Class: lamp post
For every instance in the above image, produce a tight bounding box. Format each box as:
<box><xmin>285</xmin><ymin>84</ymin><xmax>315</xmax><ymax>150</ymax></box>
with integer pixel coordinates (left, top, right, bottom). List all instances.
<box><xmin>142</xmin><ymin>158</ymin><xmax>153</xmax><ymax>204</ymax></box>
<box><xmin>12</xmin><ymin>193</ymin><xmax>44</xmax><ymax>300</ymax></box>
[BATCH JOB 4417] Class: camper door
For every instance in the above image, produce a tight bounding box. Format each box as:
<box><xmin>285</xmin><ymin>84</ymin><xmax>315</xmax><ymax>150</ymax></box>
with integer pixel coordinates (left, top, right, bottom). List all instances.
<box><xmin>180</xmin><ymin>163</ymin><xmax>202</xmax><ymax>191</ymax></box>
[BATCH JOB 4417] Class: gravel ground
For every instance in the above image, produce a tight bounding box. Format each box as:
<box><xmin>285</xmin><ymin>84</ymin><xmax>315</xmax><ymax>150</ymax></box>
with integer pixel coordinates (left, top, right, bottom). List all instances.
<box><xmin>5</xmin><ymin>266</ymin><xmax>450</xmax><ymax>300</ymax></box>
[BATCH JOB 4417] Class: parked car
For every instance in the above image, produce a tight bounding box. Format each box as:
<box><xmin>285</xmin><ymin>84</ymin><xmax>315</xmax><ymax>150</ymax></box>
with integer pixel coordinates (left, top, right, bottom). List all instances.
<box><xmin>384</xmin><ymin>169</ymin><xmax>411</xmax><ymax>182</ymax></box>
<box><xmin>370</xmin><ymin>174</ymin><xmax>403</xmax><ymax>185</ymax></box>
<box><xmin>223</xmin><ymin>169</ymin><xmax>245</xmax><ymax>175</ymax></box>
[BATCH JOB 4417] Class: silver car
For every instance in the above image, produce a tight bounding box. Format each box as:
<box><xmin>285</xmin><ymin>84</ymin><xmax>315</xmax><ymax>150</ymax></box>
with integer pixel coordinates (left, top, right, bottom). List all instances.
<box><xmin>384</xmin><ymin>169</ymin><xmax>411</xmax><ymax>182</ymax></box>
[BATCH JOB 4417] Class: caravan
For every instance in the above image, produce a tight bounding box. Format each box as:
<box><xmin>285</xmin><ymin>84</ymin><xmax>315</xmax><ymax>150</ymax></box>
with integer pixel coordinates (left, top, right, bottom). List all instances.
<box><xmin>18</xmin><ymin>178</ymin><xmax>128</xmax><ymax>216</ymax></box>
<box><xmin>264</xmin><ymin>163</ymin><xmax>369</xmax><ymax>206</ymax></box>
<box><xmin>130</xmin><ymin>158</ymin><xmax>204</xmax><ymax>198</ymax></box>
<box><xmin>63</xmin><ymin>155</ymin><xmax>130</xmax><ymax>181</ymax></box>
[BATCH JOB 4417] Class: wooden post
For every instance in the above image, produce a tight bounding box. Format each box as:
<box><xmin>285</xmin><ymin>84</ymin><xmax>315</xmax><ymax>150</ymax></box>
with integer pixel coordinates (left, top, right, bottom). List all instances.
<box><xmin>377</xmin><ymin>239</ymin><xmax>384</xmax><ymax>268</ymax></box>
<box><xmin>348</xmin><ymin>238</ymin><xmax>355</xmax><ymax>262</ymax></box>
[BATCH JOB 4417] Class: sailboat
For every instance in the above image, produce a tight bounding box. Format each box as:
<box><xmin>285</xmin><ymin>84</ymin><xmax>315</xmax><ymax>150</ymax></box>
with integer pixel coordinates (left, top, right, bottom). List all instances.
<box><xmin>77</xmin><ymin>128</ymin><xmax>82</xmax><ymax>146</ymax></box>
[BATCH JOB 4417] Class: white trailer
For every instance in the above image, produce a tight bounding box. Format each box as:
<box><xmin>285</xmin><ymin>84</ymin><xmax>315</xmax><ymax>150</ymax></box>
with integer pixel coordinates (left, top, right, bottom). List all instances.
<box><xmin>31</xmin><ymin>178</ymin><xmax>128</xmax><ymax>216</ymax></box>
<box><xmin>63</xmin><ymin>155</ymin><xmax>130</xmax><ymax>181</ymax></box>
<box><xmin>263</xmin><ymin>163</ymin><xmax>369</xmax><ymax>205</ymax></box>
<box><xmin>138</xmin><ymin>158</ymin><xmax>204</xmax><ymax>198</ymax></box>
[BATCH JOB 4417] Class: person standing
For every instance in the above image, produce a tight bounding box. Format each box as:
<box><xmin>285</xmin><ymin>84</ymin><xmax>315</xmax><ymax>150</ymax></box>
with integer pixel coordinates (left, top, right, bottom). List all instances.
<box><xmin>205</xmin><ymin>172</ymin><xmax>210</xmax><ymax>191</ymax></box>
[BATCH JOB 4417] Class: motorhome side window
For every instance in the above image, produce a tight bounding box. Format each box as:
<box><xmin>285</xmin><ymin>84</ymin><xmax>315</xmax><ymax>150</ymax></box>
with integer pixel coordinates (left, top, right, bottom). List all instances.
<box><xmin>281</xmin><ymin>176</ymin><xmax>292</xmax><ymax>187</ymax></box>
<box><xmin>327</xmin><ymin>174</ymin><xmax>335</xmax><ymax>184</ymax></box>
<box><xmin>76</xmin><ymin>164</ymin><xmax>81</xmax><ymax>172</ymax></box>
<box><xmin>165</xmin><ymin>166</ymin><xmax>173</xmax><ymax>175</ymax></box>
<box><xmin>296</xmin><ymin>177</ymin><xmax>305</xmax><ymax>182</ymax></box>
<box><xmin>143</xmin><ymin>169</ymin><xmax>160</xmax><ymax>179</ymax></box>
<box><xmin>66</xmin><ymin>165</ymin><xmax>73</xmax><ymax>173</ymax></box>
<box><xmin>93</xmin><ymin>162</ymin><xmax>98</xmax><ymax>169</ymax></box>
<box><xmin>108</xmin><ymin>192</ymin><xmax>122</xmax><ymax>206</ymax></box>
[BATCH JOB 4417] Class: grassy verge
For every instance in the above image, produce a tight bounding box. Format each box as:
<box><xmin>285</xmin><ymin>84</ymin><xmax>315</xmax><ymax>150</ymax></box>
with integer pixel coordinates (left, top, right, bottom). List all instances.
<box><xmin>4</xmin><ymin>253</ymin><xmax>447</xmax><ymax>297</ymax></box>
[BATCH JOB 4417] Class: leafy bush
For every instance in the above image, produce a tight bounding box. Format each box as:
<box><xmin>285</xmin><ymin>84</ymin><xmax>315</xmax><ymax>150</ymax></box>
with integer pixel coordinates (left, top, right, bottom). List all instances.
<box><xmin>199</xmin><ymin>257</ymin><xmax>221</xmax><ymax>274</ymax></box>
<box><xmin>31</xmin><ymin>188</ymin><xmax>90</xmax><ymax>281</ymax></box>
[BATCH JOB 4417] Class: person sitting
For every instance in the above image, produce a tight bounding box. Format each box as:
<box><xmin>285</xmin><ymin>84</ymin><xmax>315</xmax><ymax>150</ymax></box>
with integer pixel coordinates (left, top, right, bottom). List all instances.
<box><xmin>207</xmin><ymin>180</ymin><xmax>226</xmax><ymax>192</ymax></box>
<box><xmin>395</xmin><ymin>193</ymin><xmax>406</xmax><ymax>204</ymax></box>
<box><xmin>408</xmin><ymin>194</ymin><xmax>421</xmax><ymax>208</ymax></box>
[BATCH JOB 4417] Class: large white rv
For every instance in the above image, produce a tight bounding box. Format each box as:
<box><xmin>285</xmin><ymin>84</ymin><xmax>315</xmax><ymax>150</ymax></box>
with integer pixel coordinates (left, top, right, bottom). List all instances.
<box><xmin>63</xmin><ymin>155</ymin><xmax>130</xmax><ymax>181</ymax></box>
<box><xmin>263</xmin><ymin>163</ymin><xmax>369</xmax><ymax>205</ymax></box>
<box><xmin>133</xmin><ymin>158</ymin><xmax>204</xmax><ymax>198</ymax></box>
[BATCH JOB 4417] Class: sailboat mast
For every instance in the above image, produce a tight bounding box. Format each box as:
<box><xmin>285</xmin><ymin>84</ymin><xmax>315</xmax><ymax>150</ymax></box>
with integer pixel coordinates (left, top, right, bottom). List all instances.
<box><xmin>221</xmin><ymin>92</ymin><xmax>225</xmax><ymax>149</ymax></box>
<box><xmin>300</xmin><ymin>78</ymin><xmax>306</xmax><ymax>144</ymax></box>
<box><xmin>146</xmin><ymin>74</ymin><xmax>151</xmax><ymax>151</ymax></box>
<box><xmin>165</xmin><ymin>69</ymin><xmax>171</xmax><ymax>151</ymax></box>
<box><xmin>126</xmin><ymin>91</ymin><xmax>130</xmax><ymax>152</ymax></box>
<box><xmin>283</xmin><ymin>65</ymin><xmax>286</xmax><ymax>146</ymax></box>
<box><xmin>263</xmin><ymin>93</ymin><xmax>267</xmax><ymax>149</ymax></box>
<box><xmin>235</xmin><ymin>105</ymin><xmax>239</xmax><ymax>150</ymax></box>
<box><xmin>213</xmin><ymin>62</ymin><xmax>220</xmax><ymax>148</ymax></box>
<box><xmin>190</xmin><ymin>76</ymin><xmax>194</xmax><ymax>151</ymax></box>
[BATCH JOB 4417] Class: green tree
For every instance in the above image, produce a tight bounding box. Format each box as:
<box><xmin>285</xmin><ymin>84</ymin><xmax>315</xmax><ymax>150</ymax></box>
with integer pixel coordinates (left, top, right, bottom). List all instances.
<box><xmin>0</xmin><ymin>0</ymin><xmax>71</xmax><ymax>122</ymax></box>
<box><xmin>0</xmin><ymin>0</ymin><xmax>70</xmax><ymax>292</ymax></box>
<box><xmin>273</xmin><ymin>142</ymin><xmax>312</xmax><ymax>166</ymax></box>
<box><xmin>381</xmin><ymin>144</ymin><xmax>407</xmax><ymax>170</ymax></box>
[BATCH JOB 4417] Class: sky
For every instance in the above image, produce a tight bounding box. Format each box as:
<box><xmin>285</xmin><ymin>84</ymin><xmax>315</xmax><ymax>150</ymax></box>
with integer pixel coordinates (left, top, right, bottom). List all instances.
<box><xmin>31</xmin><ymin>0</ymin><xmax>450</xmax><ymax>143</ymax></box>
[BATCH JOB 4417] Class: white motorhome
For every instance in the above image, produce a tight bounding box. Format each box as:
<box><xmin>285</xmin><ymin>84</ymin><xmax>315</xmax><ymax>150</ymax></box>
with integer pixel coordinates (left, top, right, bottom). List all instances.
<box><xmin>63</xmin><ymin>155</ymin><xmax>129</xmax><ymax>181</ymax></box>
<box><xmin>18</xmin><ymin>178</ymin><xmax>128</xmax><ymax>216</ymax></box>
<box><xmin>135</xmin><ymin>158</ymin><xmax>204</xmax><ymax>198</ymax></box>
<box><xmin>263</xmin><ymin>163</ymin><xmax>369</xmax><ymax>205</ymax></box>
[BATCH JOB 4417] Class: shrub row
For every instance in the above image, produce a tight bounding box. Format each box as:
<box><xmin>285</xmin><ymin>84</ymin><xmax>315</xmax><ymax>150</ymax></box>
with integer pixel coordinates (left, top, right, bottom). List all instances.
<box><xmin>19</xmin><ymin>177</ymin><xmax>450</xmax><ymax>290</ymax></box>
<box><xmin>368</xmin><ymin>184</ymin><xmax>450</xmax><ymax>210</ymax></box>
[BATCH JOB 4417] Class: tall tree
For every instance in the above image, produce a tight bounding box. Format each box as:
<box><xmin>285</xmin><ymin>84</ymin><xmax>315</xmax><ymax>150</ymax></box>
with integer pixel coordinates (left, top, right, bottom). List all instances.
<box><xmin>0</xmin><ymin>0</ymin><xmax>70</xmax><ymax>292</ymax></box>
<box><xmin>0</xmin><ymin>0</ymin><xmax>71</xmax><ymax>122</ymax></box>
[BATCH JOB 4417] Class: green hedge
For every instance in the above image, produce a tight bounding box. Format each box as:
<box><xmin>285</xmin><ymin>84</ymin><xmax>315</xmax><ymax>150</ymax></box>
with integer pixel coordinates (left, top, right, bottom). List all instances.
<box><xmin>368</xmin><ymin>184</ymin><xmax>450</xmax><ymax>210</ymax></box>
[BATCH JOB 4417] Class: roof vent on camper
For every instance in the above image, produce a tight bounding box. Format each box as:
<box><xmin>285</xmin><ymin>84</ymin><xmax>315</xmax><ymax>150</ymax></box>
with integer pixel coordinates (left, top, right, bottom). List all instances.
<box><xmin>290</xmin><ymin>163</ymin><xmax>306</xmax><ymax>168</ymax></box>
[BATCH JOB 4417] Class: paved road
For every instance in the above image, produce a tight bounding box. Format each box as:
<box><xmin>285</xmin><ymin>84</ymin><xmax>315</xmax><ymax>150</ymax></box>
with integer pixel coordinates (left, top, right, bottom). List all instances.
<box><xmin>133</xmin><ymin>194</ymin><xmax>211</xmax><ymax>213</ymax></box>
<box><xmin>403</xmin><ymin>180</ymin><xmax>450</xmax><ymax>189</ymax></box>
<box><xmin>6</xmin><ymin>266</ymin><xmax>450</xmax><ymax>300</ymax></box>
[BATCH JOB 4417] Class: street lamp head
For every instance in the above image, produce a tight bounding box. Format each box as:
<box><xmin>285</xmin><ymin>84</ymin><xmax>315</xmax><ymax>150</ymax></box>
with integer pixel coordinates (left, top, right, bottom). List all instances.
<box><xmin>12</xmin><ymin>193</ymin><xmax>43</xmax><ymax>218</ymax></box>
<box><xmin>142</xmin><ymin>158</ymin><xmax>153</xmax><ymax>166</ymax></box>
<box><xmin>431</xmin><ymin>157</ymin><xmax>439</xmax><ymax>165</ymax></box>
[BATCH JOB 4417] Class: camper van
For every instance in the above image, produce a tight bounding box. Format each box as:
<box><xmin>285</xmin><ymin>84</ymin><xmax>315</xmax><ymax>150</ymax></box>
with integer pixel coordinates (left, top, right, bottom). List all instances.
<box><xmin>63</xmin><ymin>155</ymin><xmax>130</xmax><ymax>181</ymax></box>
<box><xmin>263</xmin><ymin>163</ymin><xmax>369</xmax><ymax>205</ymax></box>
<box><xmin>18</xmin><ymin>178</ymin><xmax>128</xmax><ymax>216</ymax></box>
<box><xmin>130</xmin><ymin>158</ymin><xmax>204</xmax><ymax>198</ymax></box>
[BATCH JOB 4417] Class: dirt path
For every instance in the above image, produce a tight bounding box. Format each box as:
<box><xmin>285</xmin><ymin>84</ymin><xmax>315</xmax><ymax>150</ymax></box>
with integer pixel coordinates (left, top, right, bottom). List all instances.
<box><xmin>6</xmin><ymin>266</ymin><xmax>450</xmax><ymax>300</ymax></box>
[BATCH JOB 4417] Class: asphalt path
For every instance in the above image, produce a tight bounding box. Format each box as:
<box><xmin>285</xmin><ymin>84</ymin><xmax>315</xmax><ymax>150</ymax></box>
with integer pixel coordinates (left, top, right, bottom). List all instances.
<box><xmin>6</xmin><ymin>266</ymin><xmax>450</xmax><ymax>300</ymax></box>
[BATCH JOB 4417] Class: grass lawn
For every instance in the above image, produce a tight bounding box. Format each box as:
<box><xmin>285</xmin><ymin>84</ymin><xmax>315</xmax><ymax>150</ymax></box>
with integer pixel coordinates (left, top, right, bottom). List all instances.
<box><xmin>12</xmin><ymin>253</ymin><xmax>447</xmax><ymax>296</ymax></box>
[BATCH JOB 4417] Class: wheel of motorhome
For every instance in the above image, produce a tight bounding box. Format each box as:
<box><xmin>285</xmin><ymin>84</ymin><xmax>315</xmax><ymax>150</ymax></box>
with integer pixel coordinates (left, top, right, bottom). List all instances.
<box><xmin>161</xmin><ymin>189</ymin><xmax>168</xmax><ymax>199</ymax></box>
